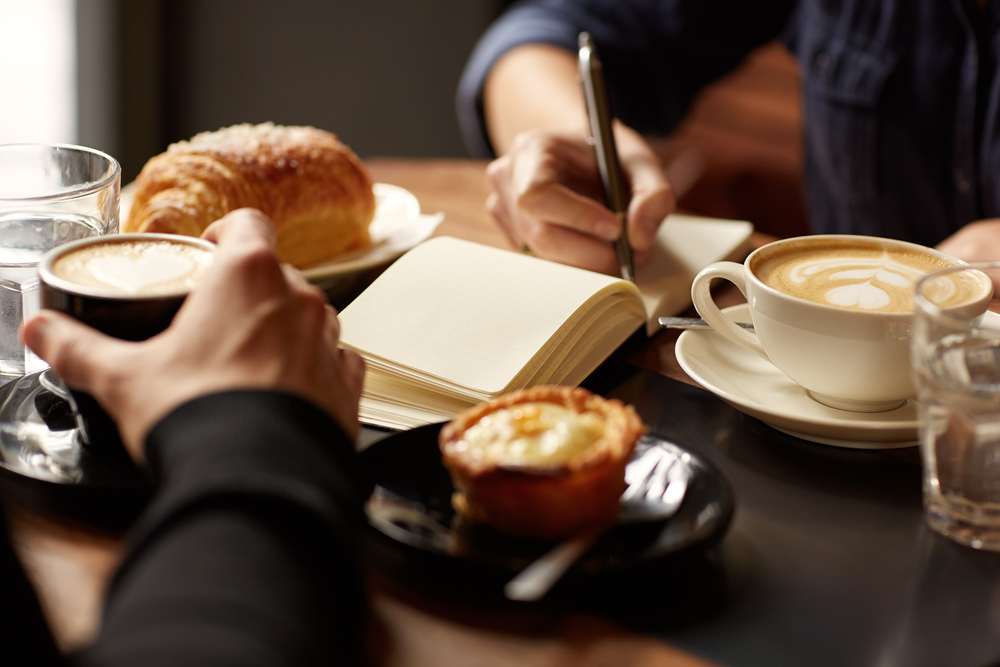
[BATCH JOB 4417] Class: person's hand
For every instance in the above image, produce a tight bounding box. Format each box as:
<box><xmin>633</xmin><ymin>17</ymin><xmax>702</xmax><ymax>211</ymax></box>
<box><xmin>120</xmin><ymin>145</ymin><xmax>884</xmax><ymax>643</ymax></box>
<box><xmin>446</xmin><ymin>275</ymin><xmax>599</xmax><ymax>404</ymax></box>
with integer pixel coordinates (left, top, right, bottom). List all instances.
<box><xmin>937</xmin><ymin>219</ymin><xmax>1000</xmax><ymax>263</ymax></box>
<box><xmin>485</xmin><ymin>123</ymin><xmax>675</xmax><ymax>275</ymax></box>
<box><xmin>21</xmin><ymin>208</ymin><xmax>366</xmax><ymax>464</ymax></box>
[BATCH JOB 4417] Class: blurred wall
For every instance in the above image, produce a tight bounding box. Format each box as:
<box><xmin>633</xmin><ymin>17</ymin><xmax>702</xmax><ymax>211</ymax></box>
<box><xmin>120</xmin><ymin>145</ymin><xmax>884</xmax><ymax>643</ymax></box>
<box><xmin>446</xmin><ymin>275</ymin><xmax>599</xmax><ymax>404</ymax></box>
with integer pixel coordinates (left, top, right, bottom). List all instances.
<box><xmin>79</xmin><ymin>0</ymin><xmax>504</xmax><ymax>181</ymax></box>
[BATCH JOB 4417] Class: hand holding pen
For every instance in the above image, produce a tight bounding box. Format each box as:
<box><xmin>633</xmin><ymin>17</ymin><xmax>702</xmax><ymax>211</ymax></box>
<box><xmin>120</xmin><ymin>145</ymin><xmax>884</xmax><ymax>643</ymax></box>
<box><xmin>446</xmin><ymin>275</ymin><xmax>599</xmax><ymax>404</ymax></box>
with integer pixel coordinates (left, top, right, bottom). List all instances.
<box><xmin>483</xmin><ymin>38</ymin><xmax>675</xmax><ymax>276</ymax></box>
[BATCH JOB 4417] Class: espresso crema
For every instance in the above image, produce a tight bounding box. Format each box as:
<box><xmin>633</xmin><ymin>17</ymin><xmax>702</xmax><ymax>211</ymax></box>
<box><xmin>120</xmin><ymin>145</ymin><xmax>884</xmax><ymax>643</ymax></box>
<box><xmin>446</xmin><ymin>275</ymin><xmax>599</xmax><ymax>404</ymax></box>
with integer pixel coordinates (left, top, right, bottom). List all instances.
<box><xmin>754</xmin><ymin>242</ymin><xmax>965</xmax><ymax>313</ymax></box>
<box><xmin>52</xmin><ymin>239</ymin><xmax>214</xmax><ymax>296</ymax></box>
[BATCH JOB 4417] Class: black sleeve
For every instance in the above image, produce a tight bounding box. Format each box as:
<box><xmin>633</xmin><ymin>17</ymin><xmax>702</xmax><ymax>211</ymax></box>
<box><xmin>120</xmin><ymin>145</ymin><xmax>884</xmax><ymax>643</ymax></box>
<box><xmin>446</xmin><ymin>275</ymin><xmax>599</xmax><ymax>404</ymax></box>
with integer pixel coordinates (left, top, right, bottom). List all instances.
<box><xmin>70</xmin><ymin>390</ymin><xmax>370</xmax><ymax>667</ymax></box>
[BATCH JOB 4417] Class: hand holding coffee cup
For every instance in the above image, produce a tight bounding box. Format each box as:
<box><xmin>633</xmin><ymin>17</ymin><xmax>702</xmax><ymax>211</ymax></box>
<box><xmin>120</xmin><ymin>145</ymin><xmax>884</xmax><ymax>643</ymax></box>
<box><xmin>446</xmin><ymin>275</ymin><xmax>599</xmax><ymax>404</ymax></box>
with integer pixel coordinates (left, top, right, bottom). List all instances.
<box><xmin>24</xmin><ymin>209</ymin><xmax>365</xmax><ymax>464</ymax></box>
<box><xmin>690</xmin><ymin>235</ymin><xmax>993</xmax><ymax>413</ymax></box>
<box><xmin>35</xmin><ymin>233</ymin><xmax>216</xmax><ymax>458</ymax></box>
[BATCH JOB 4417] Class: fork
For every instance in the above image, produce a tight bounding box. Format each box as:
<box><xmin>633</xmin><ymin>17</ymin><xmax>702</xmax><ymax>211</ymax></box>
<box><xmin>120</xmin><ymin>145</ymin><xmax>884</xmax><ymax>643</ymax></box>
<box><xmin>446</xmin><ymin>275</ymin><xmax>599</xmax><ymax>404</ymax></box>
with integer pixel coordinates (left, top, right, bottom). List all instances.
<box><xmin>503</xmin><ymin>442</ymin><xmax>690</xmax><ymax>601</ymax></box>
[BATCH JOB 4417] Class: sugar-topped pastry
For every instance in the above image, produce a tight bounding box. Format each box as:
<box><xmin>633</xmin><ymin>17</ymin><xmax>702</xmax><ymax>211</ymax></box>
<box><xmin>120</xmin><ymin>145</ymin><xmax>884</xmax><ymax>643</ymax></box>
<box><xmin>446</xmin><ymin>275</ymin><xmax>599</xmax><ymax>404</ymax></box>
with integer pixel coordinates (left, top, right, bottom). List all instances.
<box><xmin>124</xmin><ymin>122</ymin><xmax>375</xmax><ymax>268</ymax></box>
<box><xmin>439</xmin><ymin>386</ymin><xmax>644</xmax><ymax>540</ymax></box>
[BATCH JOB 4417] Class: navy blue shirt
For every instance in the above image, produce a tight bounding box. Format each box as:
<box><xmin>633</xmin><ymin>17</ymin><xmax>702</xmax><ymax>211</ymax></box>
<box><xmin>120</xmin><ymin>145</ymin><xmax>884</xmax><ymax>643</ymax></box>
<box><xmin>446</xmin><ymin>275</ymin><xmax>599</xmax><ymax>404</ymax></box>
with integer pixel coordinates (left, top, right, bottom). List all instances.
<box><xmin>457</xmin><ymin>0</ymin><xmax>1000</xmax><ymax>248</ymax></box>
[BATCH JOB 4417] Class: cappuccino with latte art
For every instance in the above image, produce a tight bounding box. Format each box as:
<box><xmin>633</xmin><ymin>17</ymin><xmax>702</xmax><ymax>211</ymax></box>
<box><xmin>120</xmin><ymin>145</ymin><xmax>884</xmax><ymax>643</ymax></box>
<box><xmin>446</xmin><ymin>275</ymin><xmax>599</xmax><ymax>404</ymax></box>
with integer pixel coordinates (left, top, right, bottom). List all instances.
<box><xmin>753</xmin><ymin>241</ymin><xmax>964</xmax><ymax>313</ymax></box>
<box><xmin>39</xmin><ymin>234</ymin><xmax>217</xmax><ymax>342</ymax></box>
<box><xmin>39</xmin><ymin>234</ymin><xmax>218</xmax><ymax>453</ymax></box>
<box><xmin>691</xmin><ymin>234</ymin><xmax>992</xmax><ymax>413</ymax></box>
<box><xmin>51</xmin><ymin>238</ymin><xmax>214</xmax><ymax>297</ymax></box>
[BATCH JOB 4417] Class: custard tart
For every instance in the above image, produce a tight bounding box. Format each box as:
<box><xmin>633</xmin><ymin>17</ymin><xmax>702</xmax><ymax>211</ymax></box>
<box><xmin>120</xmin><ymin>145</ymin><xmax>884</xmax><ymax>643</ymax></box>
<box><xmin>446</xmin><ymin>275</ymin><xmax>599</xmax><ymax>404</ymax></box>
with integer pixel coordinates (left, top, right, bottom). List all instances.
<box><xmin>438</xmin><ymin>386</ymin><xmax>644</xmax><ymax>540</ymax></box>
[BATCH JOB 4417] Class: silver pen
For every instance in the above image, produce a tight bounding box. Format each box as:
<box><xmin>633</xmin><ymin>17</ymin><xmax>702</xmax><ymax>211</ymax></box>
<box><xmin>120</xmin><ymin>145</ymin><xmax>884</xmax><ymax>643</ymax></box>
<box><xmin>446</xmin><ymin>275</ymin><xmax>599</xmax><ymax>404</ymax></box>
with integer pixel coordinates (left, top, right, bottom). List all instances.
<box><xmin>578</xmin><ymin>32</ymin><xmax>635</xmax><ymax>282</ymax></box>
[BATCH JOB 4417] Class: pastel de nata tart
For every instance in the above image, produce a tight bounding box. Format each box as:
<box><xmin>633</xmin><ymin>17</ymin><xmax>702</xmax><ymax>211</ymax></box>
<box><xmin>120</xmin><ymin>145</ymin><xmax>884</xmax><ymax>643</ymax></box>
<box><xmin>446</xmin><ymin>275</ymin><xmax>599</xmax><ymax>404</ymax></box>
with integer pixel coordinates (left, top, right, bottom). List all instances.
<box><xmin>438</xmin><ymin>386</ymin><xmax>644</xmax><ymax>540</ymax></box>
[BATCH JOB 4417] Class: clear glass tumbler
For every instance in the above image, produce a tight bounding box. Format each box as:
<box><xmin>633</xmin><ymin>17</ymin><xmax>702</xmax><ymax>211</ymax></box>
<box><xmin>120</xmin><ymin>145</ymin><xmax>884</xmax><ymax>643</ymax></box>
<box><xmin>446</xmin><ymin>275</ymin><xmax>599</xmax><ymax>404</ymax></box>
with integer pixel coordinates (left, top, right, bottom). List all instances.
<box><xmin>913</xmin><ymin>263</ymin><xmax>1000</xmax><ymax>550</ymax></box>
<box><xmin>0</xmin><ymin>144</ymin><xmax>119</xmax><ymax>376</ymax></box>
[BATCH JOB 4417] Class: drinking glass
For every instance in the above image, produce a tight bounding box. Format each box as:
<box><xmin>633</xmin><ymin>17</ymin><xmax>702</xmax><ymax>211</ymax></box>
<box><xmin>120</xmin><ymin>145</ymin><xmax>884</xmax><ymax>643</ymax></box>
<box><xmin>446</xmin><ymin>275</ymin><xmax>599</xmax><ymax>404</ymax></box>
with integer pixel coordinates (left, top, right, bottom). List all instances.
<box><xmin>913</xmin><ymin>263</ymin><xmax>1000</xmax><ymax>550</ymax></box>
<box><xmin>0</xmin><ymin>144</ymin><xmax>120</xmax><ymax>376</ymax></box>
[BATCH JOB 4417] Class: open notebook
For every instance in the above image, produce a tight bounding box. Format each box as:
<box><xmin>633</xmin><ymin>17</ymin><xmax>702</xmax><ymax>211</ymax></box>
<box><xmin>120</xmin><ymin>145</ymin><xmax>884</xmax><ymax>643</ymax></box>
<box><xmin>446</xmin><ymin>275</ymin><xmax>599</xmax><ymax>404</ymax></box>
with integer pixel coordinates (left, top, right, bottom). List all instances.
<box><xmin>339</xmin><ymin>213</ymin><xmax>753</xmax><ymax>429</ymax></box>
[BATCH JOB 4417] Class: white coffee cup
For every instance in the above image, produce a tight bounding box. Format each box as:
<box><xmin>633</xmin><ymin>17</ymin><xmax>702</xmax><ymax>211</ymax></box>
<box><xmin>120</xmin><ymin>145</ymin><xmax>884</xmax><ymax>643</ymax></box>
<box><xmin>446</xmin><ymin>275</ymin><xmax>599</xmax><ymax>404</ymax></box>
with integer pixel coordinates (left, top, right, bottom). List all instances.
<box><xmin>690</xmin><ymin>234</ymin><xmax>991</xmax><ymax>413</ymax></box>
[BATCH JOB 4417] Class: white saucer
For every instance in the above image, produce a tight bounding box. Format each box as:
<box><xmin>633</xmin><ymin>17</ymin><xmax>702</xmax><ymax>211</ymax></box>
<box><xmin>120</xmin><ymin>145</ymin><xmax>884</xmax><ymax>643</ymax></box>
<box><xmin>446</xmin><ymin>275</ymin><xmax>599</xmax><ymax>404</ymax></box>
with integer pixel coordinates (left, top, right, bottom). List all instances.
<box><xmin>674</xmin><ymin>303</ymin><xmax>919</xmax><ymax>449</ymax></box>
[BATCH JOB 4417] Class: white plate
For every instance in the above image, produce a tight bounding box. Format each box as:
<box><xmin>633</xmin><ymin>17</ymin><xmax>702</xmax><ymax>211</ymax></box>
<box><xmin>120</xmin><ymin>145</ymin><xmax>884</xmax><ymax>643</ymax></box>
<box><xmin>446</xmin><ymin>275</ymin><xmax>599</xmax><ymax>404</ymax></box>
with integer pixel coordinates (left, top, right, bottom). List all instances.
<box><xmin>674</xmin><ymin>303</ymin><xmax>919</xmax><ymax>449</ymax></box>
<box><xmin>121</xmin><ymin>182</ymin><xmax>443</xmax><ymax>292</ymax></box>
<box><xmin>302</xmin><ymin>183</ymin><xmax>443</xmax><ymax>288</ymax></box>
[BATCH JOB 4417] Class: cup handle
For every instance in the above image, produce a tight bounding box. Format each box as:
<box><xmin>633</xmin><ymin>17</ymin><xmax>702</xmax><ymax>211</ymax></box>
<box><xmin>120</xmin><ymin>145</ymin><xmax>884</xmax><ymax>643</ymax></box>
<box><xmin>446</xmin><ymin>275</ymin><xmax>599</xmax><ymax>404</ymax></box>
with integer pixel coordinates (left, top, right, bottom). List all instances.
<box><xmin>690</xmin><ymin>261</ymin><xmax>769</xmax><ymax>361</ymax></box>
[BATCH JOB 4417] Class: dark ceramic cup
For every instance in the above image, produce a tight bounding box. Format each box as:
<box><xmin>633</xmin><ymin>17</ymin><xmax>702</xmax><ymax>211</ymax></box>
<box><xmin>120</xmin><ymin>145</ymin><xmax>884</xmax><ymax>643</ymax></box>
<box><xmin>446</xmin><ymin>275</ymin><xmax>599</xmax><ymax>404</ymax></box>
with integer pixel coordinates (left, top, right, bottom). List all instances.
<box><xmin>38</xmin><ymin>233</ymin><xmax>216</xmax><ymax>459</ymax></box>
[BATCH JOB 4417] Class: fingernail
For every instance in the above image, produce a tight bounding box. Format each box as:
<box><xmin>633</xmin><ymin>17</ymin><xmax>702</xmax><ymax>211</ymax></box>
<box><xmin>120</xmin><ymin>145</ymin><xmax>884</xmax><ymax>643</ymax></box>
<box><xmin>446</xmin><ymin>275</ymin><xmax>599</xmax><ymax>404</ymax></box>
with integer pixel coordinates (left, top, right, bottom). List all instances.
<box><xmin>595</xmin><ymin>220</ymin><xmax>619</xmax><ymax>239</ymax></box>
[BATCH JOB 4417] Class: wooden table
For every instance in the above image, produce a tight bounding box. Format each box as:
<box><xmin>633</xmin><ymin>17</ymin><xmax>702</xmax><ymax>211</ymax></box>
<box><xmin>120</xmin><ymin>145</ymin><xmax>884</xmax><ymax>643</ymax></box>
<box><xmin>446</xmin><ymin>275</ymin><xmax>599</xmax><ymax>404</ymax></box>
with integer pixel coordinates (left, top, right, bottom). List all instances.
<box><xmin>6</xmin><ymin>159</ymin><xmax>1000</xmax><ymax>667</ymax></box>
<box><xmin>2</xmin><ymin>158</ymin><xmax>722</xmax><ymax>666</ymax></box>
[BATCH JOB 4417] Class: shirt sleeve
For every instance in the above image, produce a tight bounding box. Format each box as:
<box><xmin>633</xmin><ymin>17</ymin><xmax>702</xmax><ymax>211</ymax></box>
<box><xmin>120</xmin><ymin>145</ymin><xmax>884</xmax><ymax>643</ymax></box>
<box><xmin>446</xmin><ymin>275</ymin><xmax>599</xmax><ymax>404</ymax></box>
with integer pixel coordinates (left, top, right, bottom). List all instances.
<box><xmin>456</xmin><ymin>0</ymin><xmax>797</xmax><ymax>157</ymax></box>
<box><xmin>72</xmin><ymin>390</ymin><xmax>370</xmax><ymax>667</ymax></box>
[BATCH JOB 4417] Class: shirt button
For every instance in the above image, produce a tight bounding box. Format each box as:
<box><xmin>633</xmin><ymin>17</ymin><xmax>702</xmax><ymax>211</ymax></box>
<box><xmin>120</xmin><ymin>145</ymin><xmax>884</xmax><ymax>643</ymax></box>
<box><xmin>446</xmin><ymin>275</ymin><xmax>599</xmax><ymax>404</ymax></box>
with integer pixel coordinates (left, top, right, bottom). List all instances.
<box><xmin>954</xmin><ymin>168</ymin><xmax>972</xmax><ymax>194</ymax></box>
<box><xmin>814</xmin><ymin>51</ymin><xmax>831</xmax><ymax>78</ymax></box>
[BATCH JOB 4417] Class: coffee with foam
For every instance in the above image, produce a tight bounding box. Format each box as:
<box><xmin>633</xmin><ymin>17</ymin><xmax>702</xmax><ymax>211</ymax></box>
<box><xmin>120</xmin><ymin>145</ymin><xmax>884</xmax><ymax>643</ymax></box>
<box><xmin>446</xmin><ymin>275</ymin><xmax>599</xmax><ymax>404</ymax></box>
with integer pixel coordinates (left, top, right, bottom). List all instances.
<box><xmin>692</xmin><ymin>234</ymin><xmax>993</xmax><ymax>413</ymax></box>
<box><xmin>51</xmin><ymin>238</ymin><xmax>214</xmax><ymax>296</ymax></box>
<box><xmin>753</xmin><ymin>240</ymin><xmax>977</xmax><ymax>313</ymax></box>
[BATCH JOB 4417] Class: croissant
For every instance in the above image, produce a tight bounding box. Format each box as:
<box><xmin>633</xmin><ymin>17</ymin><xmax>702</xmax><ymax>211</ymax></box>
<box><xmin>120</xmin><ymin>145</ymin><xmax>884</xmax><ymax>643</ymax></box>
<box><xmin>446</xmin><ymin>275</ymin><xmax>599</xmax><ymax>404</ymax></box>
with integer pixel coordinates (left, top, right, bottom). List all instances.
<box><xmin>123</xmin><ymin>123</ymin><xmax>375</xmax><ymax>268</ymax></box>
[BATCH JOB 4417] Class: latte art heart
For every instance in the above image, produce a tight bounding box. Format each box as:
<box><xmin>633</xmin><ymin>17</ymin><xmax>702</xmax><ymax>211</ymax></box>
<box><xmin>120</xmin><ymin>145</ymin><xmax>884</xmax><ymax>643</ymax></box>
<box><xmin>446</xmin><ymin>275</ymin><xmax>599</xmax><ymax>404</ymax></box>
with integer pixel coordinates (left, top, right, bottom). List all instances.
<box><xmin>789</xmin><ymin>255</ymin><xmax>927</xmax><ymax>311</ymax></box>
<box><xmin>87</xmin><ymin>254</ymin><xmax>196</xmax><ymax>294</ymax></box>
<box><xmin>824</xmin><ymin>282</ymin><xmax>890</xmax><ymax>310</ymax></box>
<box><xmin>50</xmin><ymin>239</ymin><xmax>214</xmax><ymax>296</ymax></box>
<box><xmin>755</xmin><ymin>242</ymin><xmax>956</xmax><ymax>313</ymax></box>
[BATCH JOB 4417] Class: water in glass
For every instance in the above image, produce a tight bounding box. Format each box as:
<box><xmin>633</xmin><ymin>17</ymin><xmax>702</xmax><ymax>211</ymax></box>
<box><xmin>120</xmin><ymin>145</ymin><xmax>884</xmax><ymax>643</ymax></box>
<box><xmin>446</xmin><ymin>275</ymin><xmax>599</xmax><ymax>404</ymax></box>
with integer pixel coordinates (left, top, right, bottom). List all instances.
<box><xmin>918</xmin><ymin>333</ymin><xmax>1000</xmax><ymax>550</ymax></box>
<box><xmin>0</xmin><ymin>211</ymin><xmax>106</xmax><ymax>375</ymax></box>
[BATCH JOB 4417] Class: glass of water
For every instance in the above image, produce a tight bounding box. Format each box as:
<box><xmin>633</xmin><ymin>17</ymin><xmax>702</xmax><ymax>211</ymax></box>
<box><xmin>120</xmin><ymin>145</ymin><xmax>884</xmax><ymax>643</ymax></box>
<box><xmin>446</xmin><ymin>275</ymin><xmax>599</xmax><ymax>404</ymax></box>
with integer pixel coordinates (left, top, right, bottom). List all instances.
<box><xmin>0</xmin><ymin>144</ymin><xmax>119</xmax><ymax>376</ymax></box>
<box><xmin>913</xmin><ymin>263</ymin><xmax>1000</xmax><ymax>550</ymax></box>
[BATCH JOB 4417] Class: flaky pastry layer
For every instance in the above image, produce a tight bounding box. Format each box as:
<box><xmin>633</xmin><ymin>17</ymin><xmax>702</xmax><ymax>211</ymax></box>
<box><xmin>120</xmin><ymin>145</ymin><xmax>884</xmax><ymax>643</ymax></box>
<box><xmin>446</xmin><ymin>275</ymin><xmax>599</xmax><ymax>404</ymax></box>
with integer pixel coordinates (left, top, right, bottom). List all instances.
<box><xmin>124</xmin><ymin>123</ymin><xmax>375</xmax><ymax>268</ymax></box>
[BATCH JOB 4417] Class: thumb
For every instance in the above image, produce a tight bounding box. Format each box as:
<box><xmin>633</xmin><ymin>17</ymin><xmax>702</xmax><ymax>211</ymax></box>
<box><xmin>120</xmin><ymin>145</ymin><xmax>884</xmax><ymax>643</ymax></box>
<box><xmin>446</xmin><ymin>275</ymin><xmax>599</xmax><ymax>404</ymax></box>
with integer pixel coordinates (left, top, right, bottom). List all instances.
<box><xmin>22</xmin><ymin>311</ymin><xmax>128</xmax><ymax>394</ymax></box>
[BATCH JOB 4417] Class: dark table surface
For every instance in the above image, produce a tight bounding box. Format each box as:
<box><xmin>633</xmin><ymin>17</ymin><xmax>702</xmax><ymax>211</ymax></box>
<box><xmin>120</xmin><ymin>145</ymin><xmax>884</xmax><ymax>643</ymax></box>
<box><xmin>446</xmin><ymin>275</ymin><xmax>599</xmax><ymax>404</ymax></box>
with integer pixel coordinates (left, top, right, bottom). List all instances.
<box><xmin>4</xmin><ymin>158</ymin><xmax>1000</xmax><ymax>667</ymax></box>
<box><xmin>360</xmin><ymin>347</ymin><xmax>1000</xmax><ymax>667</ymax></box>
<box><xmin>590</xmin><ymin>359</ymin><xmax>1000</xmax><ymax>667</ymax></box>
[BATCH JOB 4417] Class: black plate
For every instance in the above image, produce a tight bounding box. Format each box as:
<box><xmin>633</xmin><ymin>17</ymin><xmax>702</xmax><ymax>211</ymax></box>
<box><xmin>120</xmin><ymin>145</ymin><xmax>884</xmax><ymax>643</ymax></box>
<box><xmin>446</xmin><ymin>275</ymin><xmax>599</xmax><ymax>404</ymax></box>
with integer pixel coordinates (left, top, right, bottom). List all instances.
<box><xmin>361</xmin><ymin>422</ymin><xmax>734</xmax><ymax>581</ymax></box>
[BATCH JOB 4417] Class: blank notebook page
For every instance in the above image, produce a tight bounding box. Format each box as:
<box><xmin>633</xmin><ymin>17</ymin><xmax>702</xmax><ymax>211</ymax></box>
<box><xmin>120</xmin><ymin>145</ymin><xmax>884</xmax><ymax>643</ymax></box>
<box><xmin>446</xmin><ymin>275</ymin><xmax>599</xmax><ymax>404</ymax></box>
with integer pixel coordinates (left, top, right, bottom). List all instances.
<box><xmin>338</xmin><ymin>237</ymin><xmax>629</xmax><ymax>395</ymax></box>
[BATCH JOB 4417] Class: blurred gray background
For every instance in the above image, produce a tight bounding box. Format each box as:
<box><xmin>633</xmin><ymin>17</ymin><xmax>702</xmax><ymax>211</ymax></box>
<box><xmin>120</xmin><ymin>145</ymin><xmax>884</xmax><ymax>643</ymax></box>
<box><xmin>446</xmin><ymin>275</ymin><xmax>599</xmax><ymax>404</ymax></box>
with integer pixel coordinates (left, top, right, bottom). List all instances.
<box><xmin>77</xmin><ymin>0</ymin><xmax>511</xmax><ymax>181</ymax></box>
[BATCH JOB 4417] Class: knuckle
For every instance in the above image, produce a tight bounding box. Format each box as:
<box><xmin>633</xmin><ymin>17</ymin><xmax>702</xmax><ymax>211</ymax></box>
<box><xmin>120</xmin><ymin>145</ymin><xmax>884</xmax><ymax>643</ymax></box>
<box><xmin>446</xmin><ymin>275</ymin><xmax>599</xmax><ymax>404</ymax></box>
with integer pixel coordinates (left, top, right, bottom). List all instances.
<box><xmin>241</xmin><ymin>244</ymin><xmax>280</xmax><ymax>269</ymax></box>
<box><xmin>297</xmin><ymin>287</ymin><xmax>329</xmax><ymax>319</ymax></box>
<box><xmin>533</xmin><ymin>132</ymin><xmax>561</xmax><ymax>154</ymax></box>
<box><xmin>514</xmin><ymin>188</ymin><xmax>534</xmax><ymax>213</ymax></box>
<box><xmin>533</xmin><ymin>150</ymin><xmax>561</xmax><ymax>177</ymax></box>
<box><xmin>231</xmin><ymin>244</ymin><xmax>283</xmax><ymax>282</ymax></box>
<box><xmin>486</xmin><ymin>156</ymin><xmax>507</xmax><ymax>181</ymax></box>
<box><xmin>46</xmin><ymin>335</ymin><xmax>84</xmax><ymax>382</ymax></box>
<box><xmin>325</xmin><ymin>305</ymin><xmax>343</xmax><ymax>336</ymax></box>
<box><xmin>486</xmin><ymin>192</ymin><xmax>505</xmax><ymax>220</ymax></box>
<box><xmin>518</xmin><ymin>129</ymin><xmax>554</xmax><ymax>149</ymax></box>
<box><xmin>521</xmin><ymin>223</ymin><xmax>552</xmax><ymax>253</ymax></box>
<box><xmin>509</xmin><ymin>131</ymin><xmax>535</xmax><ymax>152</ymax></box>
<box><xmin>515</xmin><ymin>179</ymin><xmax>556</xmax><ymax>216</ymax></box>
